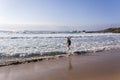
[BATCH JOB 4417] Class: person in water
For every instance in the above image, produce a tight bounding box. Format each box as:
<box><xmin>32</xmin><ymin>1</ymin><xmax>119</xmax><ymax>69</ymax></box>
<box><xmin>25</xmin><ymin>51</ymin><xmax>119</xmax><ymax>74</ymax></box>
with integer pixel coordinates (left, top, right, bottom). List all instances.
<box><xmin>67</xmin><ymin>37</ymin><xmax>71</xmax><ymax>51</ymax></box>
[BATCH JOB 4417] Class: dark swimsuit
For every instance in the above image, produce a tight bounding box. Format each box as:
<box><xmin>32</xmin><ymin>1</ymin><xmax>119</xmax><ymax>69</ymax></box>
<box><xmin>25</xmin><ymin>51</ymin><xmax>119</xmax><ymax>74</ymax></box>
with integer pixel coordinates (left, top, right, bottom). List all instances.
<box><xmin>67</xmin><ymin>39</ymin><xmax>71</xmax><ymax>46</ymax></box>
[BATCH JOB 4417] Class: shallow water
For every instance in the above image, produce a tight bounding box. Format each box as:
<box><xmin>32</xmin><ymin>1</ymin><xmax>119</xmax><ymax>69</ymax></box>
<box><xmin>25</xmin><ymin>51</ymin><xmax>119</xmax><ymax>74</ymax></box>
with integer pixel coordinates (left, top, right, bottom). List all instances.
<box><xmin>0</xmin><ymin>31</ymin><xmax>120</xmax><ymax>60</ymax></box>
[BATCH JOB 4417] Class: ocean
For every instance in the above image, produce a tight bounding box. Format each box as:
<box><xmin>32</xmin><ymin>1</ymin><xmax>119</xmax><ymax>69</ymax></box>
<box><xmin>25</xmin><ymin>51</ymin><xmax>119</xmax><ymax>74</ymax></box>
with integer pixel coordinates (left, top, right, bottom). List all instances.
<box><xmin>0</xmin><ymin>31</ymin><xmax>120</xmax><ymax>62</ymax></box>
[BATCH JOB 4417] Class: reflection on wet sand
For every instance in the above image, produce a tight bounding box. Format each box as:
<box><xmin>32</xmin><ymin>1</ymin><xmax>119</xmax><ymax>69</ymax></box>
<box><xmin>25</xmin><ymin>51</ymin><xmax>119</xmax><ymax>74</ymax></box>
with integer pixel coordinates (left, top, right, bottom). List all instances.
<box><xmin>67</xmin><ymin>56</ymin><xmax>73</xmax><ymax>70</ymax></box>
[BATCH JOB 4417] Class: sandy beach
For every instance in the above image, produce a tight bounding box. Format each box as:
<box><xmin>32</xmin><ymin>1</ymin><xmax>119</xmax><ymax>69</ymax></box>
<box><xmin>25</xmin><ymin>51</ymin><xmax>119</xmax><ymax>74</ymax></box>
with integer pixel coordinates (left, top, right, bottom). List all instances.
<box><xmin>0</xmin><ymin>49</ymin><xmax>120</xmax><ymax>80</ymax></box>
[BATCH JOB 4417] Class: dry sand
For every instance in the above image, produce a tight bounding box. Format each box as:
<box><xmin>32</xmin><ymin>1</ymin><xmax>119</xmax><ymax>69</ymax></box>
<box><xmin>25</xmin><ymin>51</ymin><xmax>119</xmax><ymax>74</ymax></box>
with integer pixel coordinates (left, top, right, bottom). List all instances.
<box><xmin>0</xmin><ymin>49</ymin><xmax>120</xmax><ymax>80</ymax></box>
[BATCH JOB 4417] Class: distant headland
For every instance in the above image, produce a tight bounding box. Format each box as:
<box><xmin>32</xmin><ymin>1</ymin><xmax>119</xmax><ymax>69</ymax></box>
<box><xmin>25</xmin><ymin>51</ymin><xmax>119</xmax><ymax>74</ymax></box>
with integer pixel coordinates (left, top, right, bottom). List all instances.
<box><xmin>76</xmin><ymin>27</ymin><xmax>120</xmax><ymax>33</ymax></box>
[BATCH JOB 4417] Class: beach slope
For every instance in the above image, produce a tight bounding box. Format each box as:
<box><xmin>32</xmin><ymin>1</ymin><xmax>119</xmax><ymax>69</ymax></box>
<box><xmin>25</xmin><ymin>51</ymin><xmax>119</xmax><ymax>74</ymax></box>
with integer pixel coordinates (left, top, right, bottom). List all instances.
<box><xmin>0</xmin><ymin>49</ymin><xmax>120</xmax><ymax>80</ymax></box>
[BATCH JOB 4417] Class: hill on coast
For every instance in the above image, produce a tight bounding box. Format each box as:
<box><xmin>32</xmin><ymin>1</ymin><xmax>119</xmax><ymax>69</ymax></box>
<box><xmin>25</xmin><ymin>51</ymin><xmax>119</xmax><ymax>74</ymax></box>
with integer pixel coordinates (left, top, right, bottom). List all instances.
<box><xmin>86</xmin><ymin>27</ymin><xmax>120</xmax><ymax>33</ymax></box>
<box><xmin>97</xmin><ymin>27</ymin><xmax>120</xmax><ymax>33</ymax></box>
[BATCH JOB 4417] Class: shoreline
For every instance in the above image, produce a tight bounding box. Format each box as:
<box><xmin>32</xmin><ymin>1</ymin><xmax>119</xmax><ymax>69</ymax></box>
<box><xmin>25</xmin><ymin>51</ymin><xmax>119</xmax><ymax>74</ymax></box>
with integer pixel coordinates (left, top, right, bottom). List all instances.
<box><xmin>0</xmin><ymin>47</ymin><xmax>108</xmax><ymax>67</ymax></box>
<box><xmin>0</xmin><ymin>47</ymin><xmax>118</xmax><ymax>67</ymax></box>
<box><xmin>0</xmin><ymin>54</ymin><xmax>67</xmax><ymax>67</ymax></box>
<box><xmin>0</xmin><ymin>48</ymin><xmax>120</xmax><ymax>80</ymax></box>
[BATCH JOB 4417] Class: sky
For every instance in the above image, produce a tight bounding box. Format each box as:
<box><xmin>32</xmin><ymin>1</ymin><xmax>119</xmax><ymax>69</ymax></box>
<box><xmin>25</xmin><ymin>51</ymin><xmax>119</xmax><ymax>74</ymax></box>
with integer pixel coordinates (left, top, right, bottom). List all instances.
<box><xmin>0</xmin><ymin>0</ymin><xmax>120</xmax><ymax>31</ymax></box>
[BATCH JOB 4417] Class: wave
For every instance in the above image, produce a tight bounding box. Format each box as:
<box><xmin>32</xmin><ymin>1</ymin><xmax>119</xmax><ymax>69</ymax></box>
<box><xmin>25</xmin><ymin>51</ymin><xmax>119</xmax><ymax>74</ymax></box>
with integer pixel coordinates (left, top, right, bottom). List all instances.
<box><xmin>0</xmin><ymin>33</ymin><xmax>119</xmax><ymax>39</ymax></box>
<box><xmin>0</xmin><ymin>46</ymin><xmax>118</xmax><ymax>59</ymax></box>
<box><xmin>0</xmin><ymin>46</ymin><xmax>118</xmax><ymax>67</ymax></box>
<box><xmin>0</xmin><ymin>32</ymin><xmax>120</xmax><ymax>66</ymax></box>
<box><xmin>0</xmin><ymin>46</ymin><xmax>120</xmax><ymax>67</ymax></box>
<box><xmin>0</xmin><ymin>31</ymin><xmax>78</xmax><ymax>34</ymax></box>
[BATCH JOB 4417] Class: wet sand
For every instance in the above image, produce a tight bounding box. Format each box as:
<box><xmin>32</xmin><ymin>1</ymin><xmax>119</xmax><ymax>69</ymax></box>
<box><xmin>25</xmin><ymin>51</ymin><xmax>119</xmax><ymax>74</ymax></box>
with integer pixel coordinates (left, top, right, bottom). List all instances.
<box><xmin>0</xmin><ymin>49</ymin><xmax>120</xmax><ymax>80</ymax></box>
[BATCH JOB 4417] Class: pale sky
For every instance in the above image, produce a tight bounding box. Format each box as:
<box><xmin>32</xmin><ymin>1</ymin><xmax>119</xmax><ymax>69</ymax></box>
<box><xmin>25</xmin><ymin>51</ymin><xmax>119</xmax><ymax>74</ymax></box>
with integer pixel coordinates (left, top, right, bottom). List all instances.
<box><xmin>0</xmin><ymin>0</ymin><xmax>120</xmax><ymax>31</ymax></box>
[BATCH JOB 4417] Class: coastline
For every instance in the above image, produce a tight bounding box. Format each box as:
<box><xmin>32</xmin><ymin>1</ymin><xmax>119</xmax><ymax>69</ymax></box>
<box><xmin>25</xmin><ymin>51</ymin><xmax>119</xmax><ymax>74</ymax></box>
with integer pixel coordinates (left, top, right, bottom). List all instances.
<box><xmin>0</xmin><ymin>48</ymin><xmax>120</xmax><ymax>80</ymax></box>
<box><xmin>0</xmin><ymin>47</ymin><xmax>107</xmax><ymax>67</ymax></box>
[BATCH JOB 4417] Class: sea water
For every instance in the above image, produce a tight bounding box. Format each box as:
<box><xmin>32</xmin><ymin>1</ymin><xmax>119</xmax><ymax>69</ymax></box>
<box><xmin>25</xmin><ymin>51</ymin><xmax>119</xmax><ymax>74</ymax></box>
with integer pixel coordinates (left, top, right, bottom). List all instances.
<box><xmin>0</xmin><ymin>31</ymin><xmax>120</xmax><ymax>61</ymax></box>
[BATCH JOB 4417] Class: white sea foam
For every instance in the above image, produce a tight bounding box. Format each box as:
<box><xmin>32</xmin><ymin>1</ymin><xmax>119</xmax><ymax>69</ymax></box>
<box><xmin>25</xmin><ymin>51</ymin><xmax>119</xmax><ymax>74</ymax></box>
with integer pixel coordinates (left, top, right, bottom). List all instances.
<box><xmin>0</xmin><ymin>31</ymin><xmax>120</xmax><ymax>60</ymax></box>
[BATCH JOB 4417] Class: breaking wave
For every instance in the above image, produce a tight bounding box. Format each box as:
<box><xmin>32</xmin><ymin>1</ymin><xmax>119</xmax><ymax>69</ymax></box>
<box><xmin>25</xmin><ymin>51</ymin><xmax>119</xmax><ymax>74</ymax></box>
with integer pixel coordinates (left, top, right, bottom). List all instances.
<box><xmin>0</xmin><ymin>31</ymin><xmax>120</xmax><ymax>63</ymax></box>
